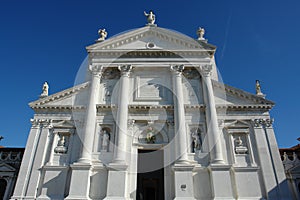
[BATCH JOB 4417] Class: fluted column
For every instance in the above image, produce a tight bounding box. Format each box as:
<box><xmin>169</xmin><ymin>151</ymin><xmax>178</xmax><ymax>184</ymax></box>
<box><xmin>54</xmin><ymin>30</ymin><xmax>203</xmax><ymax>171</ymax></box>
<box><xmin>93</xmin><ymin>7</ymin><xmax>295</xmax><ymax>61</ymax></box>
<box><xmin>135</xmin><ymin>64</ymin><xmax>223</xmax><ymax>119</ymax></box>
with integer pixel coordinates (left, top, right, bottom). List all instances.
<box><xmin>78</xmin><ymin>65</ymin><xmax>103</xmax><ymax>163</ymax></box>
<box><xmin>112</xmin><ymin>65</ymin><xmax>132</xmax><ymax>164</ymax></box>
<box><xmin>200</xmin><ymin>64</ymin><xmax>224</xmax><ymax>164</ymax></box>
<box><xmin>170</xmin><ymin>65</ymin><xmax>189</xmax><ymax>163</ymax></box>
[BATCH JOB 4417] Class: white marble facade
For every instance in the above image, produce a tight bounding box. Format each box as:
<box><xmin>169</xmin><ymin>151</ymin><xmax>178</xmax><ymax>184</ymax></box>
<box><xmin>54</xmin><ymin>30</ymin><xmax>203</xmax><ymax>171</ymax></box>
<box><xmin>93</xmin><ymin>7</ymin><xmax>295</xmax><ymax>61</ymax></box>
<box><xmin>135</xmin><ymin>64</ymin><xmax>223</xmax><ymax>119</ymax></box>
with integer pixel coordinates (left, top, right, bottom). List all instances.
<box><xmin>12</xmin><ymin>18</ymin><xmax>292</xmax><ymax>199</ymax></box>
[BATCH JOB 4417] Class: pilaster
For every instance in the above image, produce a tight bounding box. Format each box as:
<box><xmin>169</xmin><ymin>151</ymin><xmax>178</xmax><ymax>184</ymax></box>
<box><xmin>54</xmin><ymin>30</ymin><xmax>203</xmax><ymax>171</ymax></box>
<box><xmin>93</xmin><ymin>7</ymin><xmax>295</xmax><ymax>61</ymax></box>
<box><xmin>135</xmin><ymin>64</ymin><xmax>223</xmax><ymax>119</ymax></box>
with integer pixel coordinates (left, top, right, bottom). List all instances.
<box><xmin>252</xmin><ymin>119</ymin><xmax>292</xmax><ymax>200</ymax></box>
<box><xmin>12</xmin><ymin>119</ymin><xmax>52</xmax><ymax>200</ymax></box>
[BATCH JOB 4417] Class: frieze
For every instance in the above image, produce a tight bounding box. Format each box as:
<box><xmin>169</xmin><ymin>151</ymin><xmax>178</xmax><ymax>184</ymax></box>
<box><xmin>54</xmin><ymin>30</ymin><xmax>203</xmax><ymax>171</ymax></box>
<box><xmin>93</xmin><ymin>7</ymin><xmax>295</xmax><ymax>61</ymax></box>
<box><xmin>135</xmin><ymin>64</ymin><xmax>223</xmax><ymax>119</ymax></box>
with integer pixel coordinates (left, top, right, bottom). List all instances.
<box><xmin>102</xmin><ymin>67</ymin><xmax>120</xmax><ymax>79</ymax></box>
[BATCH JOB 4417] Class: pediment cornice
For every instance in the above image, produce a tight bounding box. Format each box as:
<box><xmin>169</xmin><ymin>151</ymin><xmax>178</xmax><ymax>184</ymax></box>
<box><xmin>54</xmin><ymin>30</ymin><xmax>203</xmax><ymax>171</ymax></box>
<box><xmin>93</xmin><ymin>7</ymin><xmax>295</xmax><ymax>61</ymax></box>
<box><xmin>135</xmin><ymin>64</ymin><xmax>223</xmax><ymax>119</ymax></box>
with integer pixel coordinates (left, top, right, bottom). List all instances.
<box><xmin>212</xmin><ymin>80</ymin><xmax>274</xmax><ymax>106</ymax></box>
<box><xmin>29</xmin><ymin>82</ymin><xmax>89</xmax><ymax>108</ymax></box>
<box><xmin>87</xmin><ymin>26</ymin><xmax>216</xmax><ymax>54</ymax></box>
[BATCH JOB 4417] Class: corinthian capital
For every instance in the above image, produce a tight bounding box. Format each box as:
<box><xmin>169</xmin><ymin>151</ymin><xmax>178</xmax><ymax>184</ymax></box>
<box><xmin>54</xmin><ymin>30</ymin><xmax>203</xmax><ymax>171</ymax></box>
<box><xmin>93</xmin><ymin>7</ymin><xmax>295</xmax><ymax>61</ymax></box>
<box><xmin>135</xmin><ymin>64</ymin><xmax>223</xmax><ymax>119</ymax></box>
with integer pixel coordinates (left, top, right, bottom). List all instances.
<box><xmin>253</xmin><ymin>118</ymin><xmax>274</xmax><ymax>128</ymax></box>
<box><xmin>30</xmin><ymin>118</ymin><xmax>40</xmax><ymax>128</ymax></box>
<box><xmin>89</xmin><ymin>65</ymin><xmax>103</xmax><ymax>76</ymax></box>
<box><xmin>200</xmin><ymin>64</ymin><xmax>212</xmax><ymax>77</ymax></box>
<box><xmin>118</xmin><ymin>65</ymin><xmax>133</xmax><ymax>76</ymax></box>
<box><xmin>170</xmin><ymin>65</ymin><xmax>184</xmax><ymax>75</ymax></box>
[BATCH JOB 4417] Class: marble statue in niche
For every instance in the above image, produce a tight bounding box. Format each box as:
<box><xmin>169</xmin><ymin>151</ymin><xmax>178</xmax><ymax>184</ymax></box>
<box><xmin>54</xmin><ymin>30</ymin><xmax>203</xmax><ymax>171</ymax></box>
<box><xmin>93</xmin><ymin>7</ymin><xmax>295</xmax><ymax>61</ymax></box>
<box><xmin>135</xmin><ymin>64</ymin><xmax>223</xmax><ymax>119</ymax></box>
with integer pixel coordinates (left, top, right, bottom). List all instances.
<box><xmin>191</xmin><ymin>128</ymin><xmax>202</xmax><ymax>153</ymax></box>
<box><xmin>100</xmin><ymin>129</ymin><xmax>110</xmax><ymax>152</ymax></box>
<box><xmin>234</xmin><ymin>136</ymin><xmax>248</xmax><ymax>154</ymax></box>
<box><xmin>54</xmin><ymin>134</ymin><xmax>68</xmax><ymax>154</ymax></box>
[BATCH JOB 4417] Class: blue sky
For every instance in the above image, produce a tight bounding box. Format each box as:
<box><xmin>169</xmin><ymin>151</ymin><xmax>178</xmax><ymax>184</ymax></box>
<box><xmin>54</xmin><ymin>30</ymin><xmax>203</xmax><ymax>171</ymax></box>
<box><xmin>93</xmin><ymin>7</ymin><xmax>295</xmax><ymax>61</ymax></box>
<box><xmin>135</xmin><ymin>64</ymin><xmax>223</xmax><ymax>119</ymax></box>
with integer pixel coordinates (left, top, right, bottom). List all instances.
<box><xmin>0</xmin><ymin>0</ymin><xmax>299</xmax><ymax>148</ymax></box>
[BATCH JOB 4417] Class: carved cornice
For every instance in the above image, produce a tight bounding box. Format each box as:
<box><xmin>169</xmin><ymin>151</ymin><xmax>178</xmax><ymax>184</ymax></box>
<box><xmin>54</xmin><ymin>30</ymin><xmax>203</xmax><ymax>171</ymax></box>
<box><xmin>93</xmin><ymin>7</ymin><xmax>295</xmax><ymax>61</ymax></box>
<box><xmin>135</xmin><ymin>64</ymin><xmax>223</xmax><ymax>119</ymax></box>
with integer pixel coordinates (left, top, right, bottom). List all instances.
<box><xmin>128</xmin><ymin>105</ymin><xmax>174</xmax><ymax>110</ymax></box>
<box><xmin>184</xmin><ymin>104</ymin><xmax>206</xmax><ymax>110</ymax></box>
<box><xmin>216</xmin><ymin>104</ymin><xmax>273</xmax><ymax>111</ymax></box>
<box><xmin>30</xmin><ymin>105</ymin><xmax>86</xmax><ymax>111</ymax></box>
<box><xmin>96</xmin><ymin>104</ymin><xmax>118</xmax><ymax>112</ymax></box>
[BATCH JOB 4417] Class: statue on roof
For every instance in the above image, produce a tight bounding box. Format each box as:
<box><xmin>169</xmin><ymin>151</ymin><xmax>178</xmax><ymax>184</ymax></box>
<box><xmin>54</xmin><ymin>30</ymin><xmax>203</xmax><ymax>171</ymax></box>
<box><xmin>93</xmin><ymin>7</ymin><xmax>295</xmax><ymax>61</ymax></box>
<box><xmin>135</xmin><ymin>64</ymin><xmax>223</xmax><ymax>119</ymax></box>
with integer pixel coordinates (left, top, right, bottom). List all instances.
<box><xmin>255</xmin><ymin>80</ymin><xmax>264</xmax><ymax>96</ymax></box>
<box><xmin>144</xmin><ymin>10</ymin><xmax>156</xmax><ymax>25</ymax></box>
<box><xmin>40</xmin><ymin>82</ymin><xmax>49</xmax><ymax>98</ymax></box>
<box><xmin>97</xmin><ymin>29</ymin><xmax>107</xmax><ymax>42</ymax></box>
<box><xmin>197</xmin><ymin>27</ymin><xmax>205</xmax><ymax>40</ymax></box>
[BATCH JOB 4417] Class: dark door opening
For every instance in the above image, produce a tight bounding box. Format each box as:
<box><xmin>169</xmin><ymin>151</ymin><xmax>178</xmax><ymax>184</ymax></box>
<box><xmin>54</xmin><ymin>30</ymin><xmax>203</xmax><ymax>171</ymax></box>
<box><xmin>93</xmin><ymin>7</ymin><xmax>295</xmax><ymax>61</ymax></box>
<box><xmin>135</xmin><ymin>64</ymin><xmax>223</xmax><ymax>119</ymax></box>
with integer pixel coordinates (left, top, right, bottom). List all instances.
<box><xmin>137</xmin><ymin>149</ymin><xmax>164</xmax><ymax>200</ymax></box>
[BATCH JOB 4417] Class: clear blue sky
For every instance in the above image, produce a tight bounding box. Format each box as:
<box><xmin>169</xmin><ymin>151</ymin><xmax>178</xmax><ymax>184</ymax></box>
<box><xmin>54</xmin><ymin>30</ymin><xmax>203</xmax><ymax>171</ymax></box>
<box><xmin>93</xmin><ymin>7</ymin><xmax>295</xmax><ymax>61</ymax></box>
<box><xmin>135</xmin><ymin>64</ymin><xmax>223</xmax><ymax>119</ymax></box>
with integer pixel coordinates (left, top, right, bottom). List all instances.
<box><xmin>0</xmin><ymin>0</ymin><xmax>299</xmax><ymax>148</ymax></box>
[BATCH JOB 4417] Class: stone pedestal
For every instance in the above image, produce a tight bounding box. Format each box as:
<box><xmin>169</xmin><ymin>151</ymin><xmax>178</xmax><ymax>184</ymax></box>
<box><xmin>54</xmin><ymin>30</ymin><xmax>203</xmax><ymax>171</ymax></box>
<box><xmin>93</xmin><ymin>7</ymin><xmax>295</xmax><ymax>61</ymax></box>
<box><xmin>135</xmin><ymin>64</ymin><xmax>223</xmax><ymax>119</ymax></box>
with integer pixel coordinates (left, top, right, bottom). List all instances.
<box><xmin>65</xmin><ymin>164</ymin><xmax>91</xmax><ymax>200</ymax></box>
<box><xmin>104</xmin><ymin>164</ymin><xmax>129</xmax><ymax>200</ymax></box>
<box><xmin>233</xmin><ymin>167</ymin><xmax>262</xmax><ymax>199</ymax></box>
<box><xmin>209</xmin><ymin>165</ymin><xmax>234</xmax><ymax>200</ymax></box>
<box><xmin>173</xmin><ymin>164</ymin><xmax>195</xmax><ymax>200</ymax></box>
<box><xmin>37</xmin><ymin>166</ymin><xmax>68</xmax><ymax>200</ymax></box>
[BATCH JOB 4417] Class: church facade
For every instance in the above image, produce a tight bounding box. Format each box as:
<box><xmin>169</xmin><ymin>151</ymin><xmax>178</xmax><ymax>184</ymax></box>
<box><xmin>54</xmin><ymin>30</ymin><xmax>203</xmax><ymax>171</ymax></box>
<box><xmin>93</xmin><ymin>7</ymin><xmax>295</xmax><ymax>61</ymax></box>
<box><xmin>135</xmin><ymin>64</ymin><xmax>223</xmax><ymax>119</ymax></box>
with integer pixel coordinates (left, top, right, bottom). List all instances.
<box><xmin>12</xmin><ymin>13</ymin><xmax>292</xmax><ymax>200</ymax></box>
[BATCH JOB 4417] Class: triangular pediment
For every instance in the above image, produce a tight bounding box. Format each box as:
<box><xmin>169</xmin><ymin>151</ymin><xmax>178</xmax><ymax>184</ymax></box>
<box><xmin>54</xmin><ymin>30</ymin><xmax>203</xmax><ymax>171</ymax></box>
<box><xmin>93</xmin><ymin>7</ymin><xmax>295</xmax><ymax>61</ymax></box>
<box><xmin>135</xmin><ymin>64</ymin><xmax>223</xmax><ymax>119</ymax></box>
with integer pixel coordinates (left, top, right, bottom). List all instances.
<box><xmin>54</xmin><ymin>120</ymin><xmax>75</xmax><ymax>128</ymax></box>
<box><xmin>87</xmin><ymin>26</ymin><xmax>216</xmax><ymax>52</ymax></box>
<box><xmin>29</xmin><ymin>82</ymin><xmax>89</xmax><ymax>109</ymax></box>
<box><xmin>0</xmin><ymin>163</ymin><xmax>16</xmax><ymax>172</ymax></box>
<box><xmin>213</xmin><ymin>80</ymin><xmax>274</xmax><ymax>108</ymax></box>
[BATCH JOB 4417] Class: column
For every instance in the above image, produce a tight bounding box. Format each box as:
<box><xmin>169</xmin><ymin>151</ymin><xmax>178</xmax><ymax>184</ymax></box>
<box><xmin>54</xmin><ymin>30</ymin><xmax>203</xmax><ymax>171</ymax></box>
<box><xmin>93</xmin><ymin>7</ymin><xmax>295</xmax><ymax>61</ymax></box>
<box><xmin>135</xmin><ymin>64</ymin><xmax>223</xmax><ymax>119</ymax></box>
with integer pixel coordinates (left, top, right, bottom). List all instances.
<box><xmin>111</xmin><ymin>64</ymin><xmax>132</xmax><ymax>164</ymax></box>
<box><xmin>200</xmin><ymin>64</ymin><xmax>224</xmax><ymax>164</ymax></box>
<box><xmin>171</xmin><ymin>65</ymin><xmax>194</xmax><ymax>200</ymax></box>
<box><xmin>170</xmin><ymin>65</ymin><xmax>189</xmax><ymax>163</ymax></box>
<box><xmin>78</xmin><ymin>64</ymin><xmax>103</xmax><ymax>163</ymax></box>
<box><xmin>66</xmin><ymin>65</ymin><xmax>102</xmax><ymax>200</ymax></box>
<box><xmin>104</xmin><ymin>65</ymin><xmax>132</xmax><ymax>200</ymax></box>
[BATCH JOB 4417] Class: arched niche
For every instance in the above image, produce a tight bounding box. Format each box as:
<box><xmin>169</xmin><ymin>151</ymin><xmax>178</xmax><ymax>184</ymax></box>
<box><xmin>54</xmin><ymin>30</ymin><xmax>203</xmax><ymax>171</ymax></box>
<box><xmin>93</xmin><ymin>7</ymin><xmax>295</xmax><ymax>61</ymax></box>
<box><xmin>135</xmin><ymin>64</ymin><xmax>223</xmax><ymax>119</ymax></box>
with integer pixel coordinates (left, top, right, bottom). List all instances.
<box><xmin>133</xmin><ymin>125</ymin><xmax>169</xmax><ymax>145</ymax></box>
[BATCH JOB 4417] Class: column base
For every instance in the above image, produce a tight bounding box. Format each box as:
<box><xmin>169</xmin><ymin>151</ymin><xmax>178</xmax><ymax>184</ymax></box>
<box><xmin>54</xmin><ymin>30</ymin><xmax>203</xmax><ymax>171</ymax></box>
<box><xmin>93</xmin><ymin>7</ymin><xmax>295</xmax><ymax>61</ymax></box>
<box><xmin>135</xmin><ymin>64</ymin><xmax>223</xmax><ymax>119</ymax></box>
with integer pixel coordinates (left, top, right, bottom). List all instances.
<box><xmin>209</xmin><ymin>165</ymin><xmax>235</xmax><ymax>199</ymax></box>
<box><xmin>173</xmin><ymin>163</ymin><xmax>195</xmax><ymax>200</ymax></box>
<box><xmin>65</xmin><ymin>163</ymin><xmax>91</xmax><ymax>200</ymax></box>
<box><xmin>105</xmin><ymin>163</ymin><xmax>128</xmax><ymax>199</ymax></box>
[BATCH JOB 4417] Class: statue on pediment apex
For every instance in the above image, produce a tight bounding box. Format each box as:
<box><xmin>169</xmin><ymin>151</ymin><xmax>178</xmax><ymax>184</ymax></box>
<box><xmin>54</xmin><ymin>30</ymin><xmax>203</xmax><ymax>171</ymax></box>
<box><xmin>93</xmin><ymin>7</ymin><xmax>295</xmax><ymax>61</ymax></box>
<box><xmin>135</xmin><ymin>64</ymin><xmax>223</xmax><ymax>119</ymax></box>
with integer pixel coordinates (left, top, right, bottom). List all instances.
<box><xmin>97</xmin><ymin>29</ymin><xmax>107</xmax><ymax>42</ymax></box>
<box><xmin>144</xmin><ymin>10</ymin><xmax>156</xmax><ymax>25</ymax></box>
